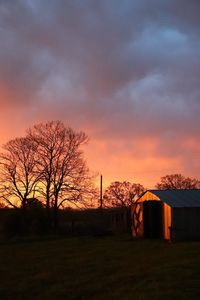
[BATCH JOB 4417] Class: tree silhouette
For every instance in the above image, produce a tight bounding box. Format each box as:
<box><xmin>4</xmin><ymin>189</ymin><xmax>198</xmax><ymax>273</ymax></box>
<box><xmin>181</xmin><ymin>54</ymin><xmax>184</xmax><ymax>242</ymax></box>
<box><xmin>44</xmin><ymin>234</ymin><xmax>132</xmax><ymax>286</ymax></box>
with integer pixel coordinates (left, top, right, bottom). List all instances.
<box><xmin>156</xmin><ymin>174</ymin><xmax>200</xmax><ymax>190</ymax></box>
<box><xmin>0</xmin><ymin>137</ymin><xmax>40</xmax><ymax>209</ymax></box>
<box><xmin>103</xmin><ymin>181</ymin><xmax>145</xmax><ymax>208</ymax></box>
<box><xmin>0</xmin><ymin>121</ymin><xmax>96</xmax><ymax>230</ymax></box>
<box><xmin>27</xmin><ymin>121</ymin><xmax>93</xmax><ymax>228</ymax></box>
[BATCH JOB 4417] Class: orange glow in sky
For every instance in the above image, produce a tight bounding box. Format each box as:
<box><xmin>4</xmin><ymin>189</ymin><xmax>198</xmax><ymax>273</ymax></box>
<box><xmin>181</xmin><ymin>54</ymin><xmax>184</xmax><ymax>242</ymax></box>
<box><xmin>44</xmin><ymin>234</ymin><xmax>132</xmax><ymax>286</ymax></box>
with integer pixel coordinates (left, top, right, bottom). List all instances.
<box><xmin>0</xmin><ymin>1</ymin><xmax>200</xmax><ymax>190</ymax></box>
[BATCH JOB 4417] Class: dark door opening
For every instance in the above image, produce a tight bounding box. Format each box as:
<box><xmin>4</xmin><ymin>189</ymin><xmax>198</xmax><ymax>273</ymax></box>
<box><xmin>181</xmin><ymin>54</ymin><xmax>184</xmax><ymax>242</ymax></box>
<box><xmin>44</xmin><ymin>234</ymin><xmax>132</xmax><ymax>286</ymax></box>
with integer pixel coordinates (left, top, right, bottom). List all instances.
<box><xmin>143</xmin><ymin>201</ymin><xmax>163</xmax><ymax>238</ymax></box>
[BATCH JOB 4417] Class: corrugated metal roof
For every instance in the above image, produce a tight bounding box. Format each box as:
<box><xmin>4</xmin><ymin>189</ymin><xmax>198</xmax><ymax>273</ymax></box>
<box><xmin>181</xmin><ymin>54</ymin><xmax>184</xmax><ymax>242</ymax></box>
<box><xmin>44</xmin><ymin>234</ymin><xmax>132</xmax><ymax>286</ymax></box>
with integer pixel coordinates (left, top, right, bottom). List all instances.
<box><xmin>148</xmin><ymin>189</ymin><xmax>200</xmax><ymax>208</ymax></box>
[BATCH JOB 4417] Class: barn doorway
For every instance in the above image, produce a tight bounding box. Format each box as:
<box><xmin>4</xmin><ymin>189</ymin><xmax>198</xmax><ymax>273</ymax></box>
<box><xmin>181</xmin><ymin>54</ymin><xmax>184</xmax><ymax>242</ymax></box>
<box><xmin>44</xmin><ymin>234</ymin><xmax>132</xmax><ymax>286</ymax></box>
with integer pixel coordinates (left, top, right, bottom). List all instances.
<box><xmin>143</xmin><ymin>201</ymin><xmax>163</xmax><ymax>238</ymax></box>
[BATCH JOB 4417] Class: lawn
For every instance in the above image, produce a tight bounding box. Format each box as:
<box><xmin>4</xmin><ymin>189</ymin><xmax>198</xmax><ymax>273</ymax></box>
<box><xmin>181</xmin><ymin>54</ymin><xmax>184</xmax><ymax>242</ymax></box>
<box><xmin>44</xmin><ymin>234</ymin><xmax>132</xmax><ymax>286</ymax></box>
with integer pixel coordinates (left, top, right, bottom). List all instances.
<box><xmin>0</xmin><ymin>235</ymin><xmax>200</xmax><ymax>299</ymax></box>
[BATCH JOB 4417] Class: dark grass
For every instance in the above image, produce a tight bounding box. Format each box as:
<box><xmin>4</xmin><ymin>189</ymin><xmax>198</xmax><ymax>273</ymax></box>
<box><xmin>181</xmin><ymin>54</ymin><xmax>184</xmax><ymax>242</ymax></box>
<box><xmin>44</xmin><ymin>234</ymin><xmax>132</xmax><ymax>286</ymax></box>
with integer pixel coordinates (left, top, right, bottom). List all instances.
<box><xmin>0</xmin><ymin>235</ymin><xmax>200</xmax><ymax>299</ymax></box>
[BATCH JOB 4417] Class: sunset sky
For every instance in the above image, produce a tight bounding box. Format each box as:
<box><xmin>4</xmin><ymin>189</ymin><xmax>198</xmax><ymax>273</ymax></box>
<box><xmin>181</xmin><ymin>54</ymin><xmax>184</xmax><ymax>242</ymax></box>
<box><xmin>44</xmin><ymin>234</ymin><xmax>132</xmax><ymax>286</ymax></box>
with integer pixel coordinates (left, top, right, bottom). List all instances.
<box><xmin>0</xmin><ymin>0</ymin><xmax>200</xmax><ymax>189</ymax></box>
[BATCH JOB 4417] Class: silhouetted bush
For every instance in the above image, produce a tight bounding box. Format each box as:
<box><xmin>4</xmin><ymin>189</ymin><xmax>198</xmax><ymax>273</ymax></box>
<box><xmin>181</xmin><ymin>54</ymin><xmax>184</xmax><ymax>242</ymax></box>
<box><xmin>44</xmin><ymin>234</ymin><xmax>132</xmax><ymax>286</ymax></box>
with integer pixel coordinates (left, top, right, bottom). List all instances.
<box><xmin>0</xmin><ymin>206</ymin><xmax>131</xmax><ymax>239</ymax></box>
<box><xmin>2</xmin><ymin>209</ymin><xmax>26</xmax><ymax>237</ymax></box>
<box><xmin>2</xmin><ymin>207</ymin><xmax>49</xmax><ymax>238</ymax></box>
<box><xmin>58</xmin><ymin>207</ymin><xmax>130</xmax><ymax>237</ymax></box>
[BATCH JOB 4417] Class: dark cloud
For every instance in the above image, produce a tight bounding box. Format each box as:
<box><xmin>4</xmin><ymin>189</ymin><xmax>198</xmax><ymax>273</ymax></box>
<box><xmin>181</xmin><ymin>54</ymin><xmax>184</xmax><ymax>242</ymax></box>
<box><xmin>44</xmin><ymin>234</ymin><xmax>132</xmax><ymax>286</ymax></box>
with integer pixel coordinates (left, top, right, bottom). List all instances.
<box><xmin>0</xmin><ymin>0</ymin><xmax>200</xmax><ymax>186</ymax></box>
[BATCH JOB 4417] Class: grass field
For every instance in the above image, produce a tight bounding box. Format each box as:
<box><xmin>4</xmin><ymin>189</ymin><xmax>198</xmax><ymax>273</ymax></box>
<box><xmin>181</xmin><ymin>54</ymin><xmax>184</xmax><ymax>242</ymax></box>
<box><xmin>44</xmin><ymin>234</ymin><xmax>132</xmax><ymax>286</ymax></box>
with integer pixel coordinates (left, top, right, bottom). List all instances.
<box><xmin>0</xmin><ymin>235</ymin><xmax>200</xmax><ymax>299</ymax></box>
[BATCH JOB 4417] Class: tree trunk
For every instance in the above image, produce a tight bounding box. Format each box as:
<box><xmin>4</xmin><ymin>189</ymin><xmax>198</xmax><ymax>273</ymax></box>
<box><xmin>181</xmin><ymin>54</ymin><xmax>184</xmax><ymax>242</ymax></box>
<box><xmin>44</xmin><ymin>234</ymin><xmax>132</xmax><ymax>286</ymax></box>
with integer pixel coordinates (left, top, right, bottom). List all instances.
<box><xmin>53</xmin><ymin>195</ymin><xmax>59</xmax><ymax>231</ymax></box>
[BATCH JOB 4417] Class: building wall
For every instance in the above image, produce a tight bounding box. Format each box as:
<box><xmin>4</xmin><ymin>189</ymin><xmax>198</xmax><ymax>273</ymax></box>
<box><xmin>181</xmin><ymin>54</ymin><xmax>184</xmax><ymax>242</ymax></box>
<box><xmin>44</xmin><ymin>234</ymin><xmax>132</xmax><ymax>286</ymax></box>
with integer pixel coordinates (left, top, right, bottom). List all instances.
<box><xmin>163</xmin><ymin>203</ymin><xmax>171</xmax><ymax>240</ymax></box>
<box><xmin>138</xmin><ymin>191</ymin><xmax>160</xmax><ymax>202</ymax></box>
<box><xmin>171</xmin><ymin>207</ymin><xmax>200</xmax><ymax>241</ymax></box>
<box><xmin>132</xmin><ymin>191</ymin><xmax>171</xmax><ymax>240</ymax></box>
<box><xmin>131</xmin><ymin>203</ymin><xmax>143</xmax><ymax>238</ymax></box>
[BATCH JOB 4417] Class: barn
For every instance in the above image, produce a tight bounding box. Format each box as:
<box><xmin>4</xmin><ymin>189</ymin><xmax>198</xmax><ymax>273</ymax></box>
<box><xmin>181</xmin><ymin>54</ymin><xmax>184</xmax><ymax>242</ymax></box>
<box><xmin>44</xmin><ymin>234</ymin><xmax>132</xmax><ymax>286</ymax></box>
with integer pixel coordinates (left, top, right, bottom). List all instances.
<box><xmin>131</xmin><ymin>189</ymin><xmax>200</xmax><ymax>241</ymax></box>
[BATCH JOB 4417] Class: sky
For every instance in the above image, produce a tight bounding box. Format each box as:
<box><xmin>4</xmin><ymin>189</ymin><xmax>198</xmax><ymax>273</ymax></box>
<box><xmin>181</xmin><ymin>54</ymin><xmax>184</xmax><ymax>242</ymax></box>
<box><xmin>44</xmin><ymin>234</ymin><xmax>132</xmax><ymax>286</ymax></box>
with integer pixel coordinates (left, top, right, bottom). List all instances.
<box><xmin>0</xmin><ymin>0</ymin><xmax>200</xmax><ymax>189</ymax></box>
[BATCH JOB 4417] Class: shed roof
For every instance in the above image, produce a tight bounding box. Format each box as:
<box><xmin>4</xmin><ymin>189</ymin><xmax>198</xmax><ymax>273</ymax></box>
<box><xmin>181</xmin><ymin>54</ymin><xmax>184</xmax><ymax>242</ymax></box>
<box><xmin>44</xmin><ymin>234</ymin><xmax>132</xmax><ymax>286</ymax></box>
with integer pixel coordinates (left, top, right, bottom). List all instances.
<box><xmin>146</xmin><ymin>189</ymin><xmax>200</xmax><ymax>208</ymax></box>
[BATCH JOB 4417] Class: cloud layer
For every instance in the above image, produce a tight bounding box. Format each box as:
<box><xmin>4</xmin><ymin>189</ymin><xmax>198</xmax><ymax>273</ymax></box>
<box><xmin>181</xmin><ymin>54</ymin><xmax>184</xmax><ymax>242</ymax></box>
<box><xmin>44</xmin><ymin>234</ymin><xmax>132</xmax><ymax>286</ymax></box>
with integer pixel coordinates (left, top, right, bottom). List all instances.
<box><xmin>0</xmin><ymin>0</ymin><xmax>200</xmax><ymax>187</ymax></box>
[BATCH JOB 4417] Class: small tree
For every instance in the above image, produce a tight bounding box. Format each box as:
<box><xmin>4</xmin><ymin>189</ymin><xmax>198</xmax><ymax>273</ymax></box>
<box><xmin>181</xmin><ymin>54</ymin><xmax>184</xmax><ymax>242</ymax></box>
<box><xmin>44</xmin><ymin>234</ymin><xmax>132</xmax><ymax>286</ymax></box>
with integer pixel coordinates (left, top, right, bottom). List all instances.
<box><xmin>103</xmin><ymin>181</ymin><xmax>145</xmax><ymax>208</ymax></box>
<box><xmin>156</xmin><ymin>174</ymin><xmax>200</xmax><ymax>190</ymax></box>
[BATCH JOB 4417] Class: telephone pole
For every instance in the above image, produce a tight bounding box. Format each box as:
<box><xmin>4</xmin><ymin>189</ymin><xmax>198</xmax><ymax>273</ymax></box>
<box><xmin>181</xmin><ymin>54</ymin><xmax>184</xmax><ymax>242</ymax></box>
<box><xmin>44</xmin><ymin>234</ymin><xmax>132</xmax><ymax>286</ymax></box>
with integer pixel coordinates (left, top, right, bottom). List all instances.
<box><xmin>100</xmin><ymin>174</ymin><xmax>103</xmax><ymax>209</ymax></box>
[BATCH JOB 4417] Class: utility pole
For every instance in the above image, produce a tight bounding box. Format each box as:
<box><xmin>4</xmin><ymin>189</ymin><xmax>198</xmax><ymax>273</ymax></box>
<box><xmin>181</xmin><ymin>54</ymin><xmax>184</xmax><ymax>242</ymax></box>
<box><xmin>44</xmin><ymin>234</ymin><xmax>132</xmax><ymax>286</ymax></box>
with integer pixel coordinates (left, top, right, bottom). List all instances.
<box><xmin>100</xmin><ymin>174</ymin><xmax>103</xmax><ymax>209</ymax></box>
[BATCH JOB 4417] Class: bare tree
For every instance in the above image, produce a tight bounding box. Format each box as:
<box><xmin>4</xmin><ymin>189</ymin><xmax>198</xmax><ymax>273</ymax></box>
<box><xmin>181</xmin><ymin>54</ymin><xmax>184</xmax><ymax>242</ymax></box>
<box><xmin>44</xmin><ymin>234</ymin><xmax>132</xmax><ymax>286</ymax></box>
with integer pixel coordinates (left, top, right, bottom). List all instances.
<box><xmin>28</xmin><ymin>121</ymin><xmax>93</xmax><ymax>228</ymax></box>
<box><xmin>0</xmin><ymin>137</ymin><xmax>40</xmax><ymax>209</ymax></box>
<box><xmin>103</xmin><ymin>181</ymin><xmax>145</xmax><ymax>208</ymax></box>
<box><xmin>156</xmin><ymin>174</ymin><xmax>200</xmax><ymax>190</ymax></box>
